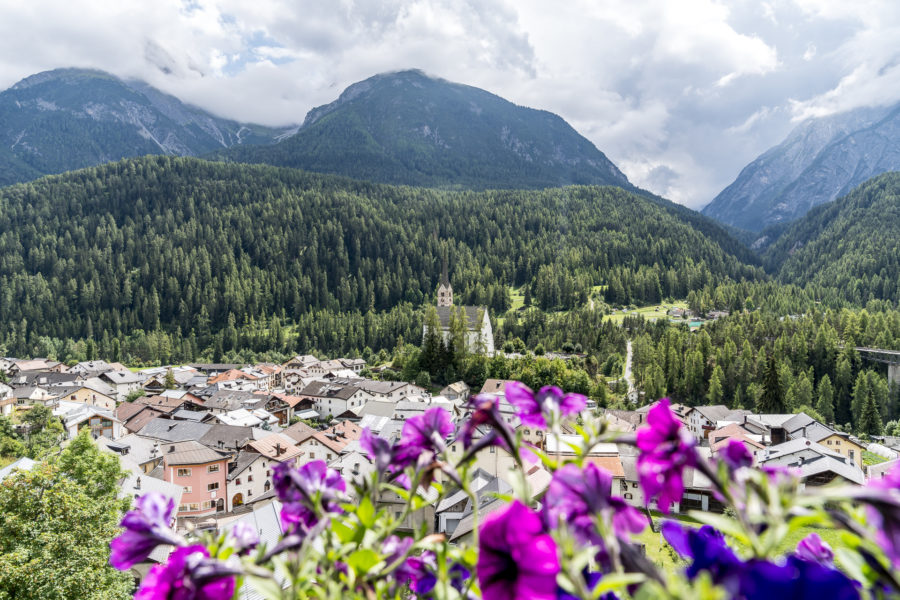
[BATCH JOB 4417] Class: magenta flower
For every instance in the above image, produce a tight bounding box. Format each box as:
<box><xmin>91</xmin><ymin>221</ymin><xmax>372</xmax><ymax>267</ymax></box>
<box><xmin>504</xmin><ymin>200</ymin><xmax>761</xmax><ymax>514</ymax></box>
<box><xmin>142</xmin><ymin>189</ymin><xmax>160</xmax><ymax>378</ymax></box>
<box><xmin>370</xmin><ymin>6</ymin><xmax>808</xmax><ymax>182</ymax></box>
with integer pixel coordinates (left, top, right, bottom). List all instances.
<box><xmin>720</xmin><ymin>439</ymin><xmax>753</xmax><ymax>471</ymax></box>
<box><xmin>274</xmin><ymin>460</ymin><xmax>346</xmax><ymax>535</ymax></box>
<box><xmin>134</xmin><ymin>545</ymin><xmax>237</xmax><ymax>600</ymax></box>
<box><xmin>795</xmin><ymin>533</ymin><xmax>834</xmax><ymax>567</ymax></box>
<box><xmin>228</xmin><ymin>521</ymin><xmax>260</xmax><ymax>555</ymax></box>
<box><xmin>110</xmin><ymin>492</ymin><xmax>183</xmax><ymax>570</ymax></box>
<box><xmin>360</xmin><ymin>427</ymin><xmax>399</xmax><ymax>475</ymax></box>
<box><xmin>636</xmin><ymin>398</ymin><xmax>697</xmax><ymax>513</ymax></box>
<box><xmin>478</xmin><ymin>500</ymin><xmax>560</xmax><ymax>600</ymax></box>
<box><xmin>855</xmin><ymin>464</ymin><xmax>900</xmax><ymax>567</ymax></box>
<box><xmin>457</xmin><ymin>394</ymin><xmax>516</xmax><ymax>451</ymax></box>
<box><xmin>395</xmin><ymin>406</ymin><xmax>454</xmax><ymax>465</ymax></box>
<box><xmin>543</xmin><ymin>463</ymin><xmax>646</xmax><ymax>553</ymax></box>
<box><xmin>505</xmin><ymin>382</ymin><xmax>586</xmax><ymax>429</ymax></box>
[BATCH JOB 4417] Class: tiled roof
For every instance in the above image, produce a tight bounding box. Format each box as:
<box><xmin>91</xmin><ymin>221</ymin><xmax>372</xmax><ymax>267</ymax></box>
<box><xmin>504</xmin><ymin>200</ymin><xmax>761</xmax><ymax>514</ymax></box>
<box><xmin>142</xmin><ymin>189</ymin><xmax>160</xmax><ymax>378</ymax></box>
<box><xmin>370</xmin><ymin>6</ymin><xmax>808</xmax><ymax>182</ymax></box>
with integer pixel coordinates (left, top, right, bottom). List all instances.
<box><xmin>163</xmin><ymin>441</ymin><xmax>229</xmax><ymax>466</ymax></box>
<box><xmin>246</xmin><ymin>433</ymin><xmax>303</xmax><ymax>462</ymax></box>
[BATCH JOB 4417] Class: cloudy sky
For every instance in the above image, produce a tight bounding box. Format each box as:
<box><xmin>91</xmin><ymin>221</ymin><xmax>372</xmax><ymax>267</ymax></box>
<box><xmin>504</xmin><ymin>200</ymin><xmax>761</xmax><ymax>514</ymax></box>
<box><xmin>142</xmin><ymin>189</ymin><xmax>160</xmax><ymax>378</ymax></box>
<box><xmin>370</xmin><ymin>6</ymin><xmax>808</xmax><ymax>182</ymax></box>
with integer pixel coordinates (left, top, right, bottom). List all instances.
<box><xmin>1</xmin><ymin>0</ymin><xmax>898</xmax><ymax>208</ymax></box>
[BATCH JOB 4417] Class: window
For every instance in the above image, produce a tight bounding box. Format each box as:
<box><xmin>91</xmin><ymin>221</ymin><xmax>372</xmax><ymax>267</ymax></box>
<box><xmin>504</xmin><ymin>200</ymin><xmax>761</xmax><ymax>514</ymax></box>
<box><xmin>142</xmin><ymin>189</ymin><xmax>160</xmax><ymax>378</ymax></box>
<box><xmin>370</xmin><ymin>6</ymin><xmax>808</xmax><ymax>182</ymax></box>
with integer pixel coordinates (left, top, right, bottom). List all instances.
<box><xmin>248</xmin><ymin>475</ymin><xmax>253</xmax><ymax>482</ymax></box>
<box><xmin>202</xmin><ymin>501</ymin><xmax>214</xmax><ymax>510</ymax></box>
<box><xmin>208</xmin><ymin>464</ymin><xmax>220</xmax><ymax>473</ymax></box>
<box><xmin>183</xmin><ymin>486</ymin><xmax>192</xmax><ymax>493</ymax></box>
<box><xmin>849</xmin><ymin>450</ymin><xmax>855</xmax><ymax>460</ymax></box>
<box><xmin>624</xmin><ymin>493</ymin><xmax>633</xmax><ymax>500</ymax></box>
<box><xmin>827</xmin><ymin>440</ymin><xmax>832</xmax><ymax>445</ymax></box>
<box><xmin>207</xmin><ymin>482</ymin><xmax>219</xmax><ymax>492</ymax></box>
<box><xmin>631</xmin><ymin>482</ymin><xmax>638</xmax><ymax>488</ymax></box>
<box><xmin>236</xmin><ymin>478</ymin><xmax>241</xmax><ymax>485</ymax></box>
<box><xmin>310</xmin><ymin>452</ymin><xmax>315</xmax><ymax>459</ymax></box>
<box><xmin>836</xmin><ymin>441</ymin><xmax>841</xmax><ymax>445</ymax></box>
<box><xmin>489</xmin><ymin>446</ymin><xmax>495</xmax><ymax>454</ymax></box>
<box><xmin>177</xmin><ymin>468</ymin><xmax>192</xmax><ymax>477</ymax></box>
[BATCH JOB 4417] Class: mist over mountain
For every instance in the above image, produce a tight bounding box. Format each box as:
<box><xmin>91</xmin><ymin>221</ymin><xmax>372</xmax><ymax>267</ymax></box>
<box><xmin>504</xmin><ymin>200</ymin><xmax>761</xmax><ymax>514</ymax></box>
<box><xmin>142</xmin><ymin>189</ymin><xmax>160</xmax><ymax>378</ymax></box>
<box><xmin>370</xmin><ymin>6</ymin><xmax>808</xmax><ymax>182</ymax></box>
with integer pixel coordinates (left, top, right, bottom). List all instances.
<box><xmin>703</xmin><ymin>103</ymin><xmax>900</xmax><ymax>232</ymax></box>
<box><xmin>0</xmin><ymin>68</ymin><xmax>290</xmax><ymax>186</ymax></box>
<box><xmin>214</xmin><ymin>69</ymin><xmax>631</xmax><ymax>190</ymax></box>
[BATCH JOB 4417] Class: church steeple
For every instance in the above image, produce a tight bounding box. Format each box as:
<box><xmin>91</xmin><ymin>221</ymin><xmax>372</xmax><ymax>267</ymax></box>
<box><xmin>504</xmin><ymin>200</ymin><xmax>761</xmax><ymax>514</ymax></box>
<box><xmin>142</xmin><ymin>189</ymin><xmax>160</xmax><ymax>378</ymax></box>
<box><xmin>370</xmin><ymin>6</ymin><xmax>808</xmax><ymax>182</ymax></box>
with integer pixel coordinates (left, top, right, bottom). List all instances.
<box><xmin>437</xmin><ymin>254</ymin><xmax>453</xmax><ymax>307</ymax></box>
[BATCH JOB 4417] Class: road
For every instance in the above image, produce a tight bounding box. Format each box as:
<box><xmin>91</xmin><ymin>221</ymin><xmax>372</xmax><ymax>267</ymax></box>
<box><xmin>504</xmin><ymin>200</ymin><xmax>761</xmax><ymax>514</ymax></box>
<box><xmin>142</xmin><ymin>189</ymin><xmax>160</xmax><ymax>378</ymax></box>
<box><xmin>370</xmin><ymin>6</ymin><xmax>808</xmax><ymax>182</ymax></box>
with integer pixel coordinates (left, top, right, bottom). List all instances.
<box><xmin>623</xmin><ymin>339</ymin><xmax>634</xmax><ymax>396</ymax></box>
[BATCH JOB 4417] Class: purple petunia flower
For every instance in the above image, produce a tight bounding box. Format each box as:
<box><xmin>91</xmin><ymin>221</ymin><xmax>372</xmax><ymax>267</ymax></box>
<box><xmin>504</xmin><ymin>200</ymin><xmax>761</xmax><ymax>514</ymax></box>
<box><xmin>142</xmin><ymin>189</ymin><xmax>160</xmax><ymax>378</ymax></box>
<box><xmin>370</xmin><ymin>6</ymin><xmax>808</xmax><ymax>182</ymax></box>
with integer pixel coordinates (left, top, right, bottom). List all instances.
<box><xmin>274</xmin><ymin>460</ymin><xmax>346</xmax><ymax>535</ymax></box>
<box><xmin>662</xmin><ymin>522</ymin><xmax>745</xmax><ymax>594</ymax></box>
<box><xmin>557</xmin><ymin>571</ymin><xmax>618</xmax><ymax>600</ymax></box>
<box><xmin>505</xmin><ymin>382</ymin><xmax>586</xmax><ymax>429</ymax></box>
<box><xmin>228</xmin><ymin>521</ymin><xmax>260</xmax><ymax>555</ymax></box>
<box><xmin>478</xmin><ymin>500</ymin><xmax>560</xmax><ymax>600</ymax></box>
<box><xmin>394</xmin><ymin>406</ymin><xmax>454</xmax><ymax>466</ymax></box>
<box><xmin>543</xmin><ymin>463</ymin><xmax>646</xmax><ymax>556</ymax></box>
<box><xmin>360</xmin><ymin>427</ymin><xmax>399</xmax><ymax>474</ymax></box>
<box><xmin>720</xmin><ymin>439</ymin><xmax>754</xmax><ymax>471</ymax></box>
<box><xmin>134</xmin><ymin>545</ymin><xmax>237</xmax><ymax>600</ymax></box>
<box><xmin>663</xmin><ymin>521</ymin><xmax>860</xmax><ymax>600</ymax></box>
<box><xmin>795</xmin><ymin>533</ymin><xmax>834</xmax><ymax>567</ymax></box>
<box><xmin>855</xmin><ymin>464</ymin><xmax>900</xmax><ymax>567</ymax></box>
<box><xmin>110</xmin><ymin>492</ymin><xmax>184</xmax><ymax>571</ymax></box>
<box><xmin>457</xmin><ymin>394</ymin><xmax>515</xmax><ymax>450</ymax></box>
<box><xmin>636</xmin><ymin>398</ymin><xmax>697</xmax><ymax>513</ymax></box>
<box><xmin>740</xmin><ymin>555</ymin><xmax>860</xmax><ymax>600</ymax></box>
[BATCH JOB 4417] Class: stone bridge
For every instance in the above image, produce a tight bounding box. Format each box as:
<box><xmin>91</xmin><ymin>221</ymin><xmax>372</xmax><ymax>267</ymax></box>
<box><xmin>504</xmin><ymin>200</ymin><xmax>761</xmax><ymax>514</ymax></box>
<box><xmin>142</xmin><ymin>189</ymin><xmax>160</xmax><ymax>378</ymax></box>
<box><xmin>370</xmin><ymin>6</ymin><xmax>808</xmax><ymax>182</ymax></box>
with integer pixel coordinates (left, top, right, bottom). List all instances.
<box><xmin>856</xmin><ymin>347</ymin><xmax>900</xmax><ymax>385</ymax></box>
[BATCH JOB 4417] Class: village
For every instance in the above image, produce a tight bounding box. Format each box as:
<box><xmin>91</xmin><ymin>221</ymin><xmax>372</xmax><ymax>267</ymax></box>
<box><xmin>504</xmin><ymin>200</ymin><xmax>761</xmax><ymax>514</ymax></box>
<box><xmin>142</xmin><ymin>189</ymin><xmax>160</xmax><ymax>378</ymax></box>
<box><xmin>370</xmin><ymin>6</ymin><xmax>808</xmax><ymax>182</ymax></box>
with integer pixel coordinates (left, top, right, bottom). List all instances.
<box><xmin>1</xmin><ymin>344</ymin><xmax>898</xmax><ymax>582</ymax></box>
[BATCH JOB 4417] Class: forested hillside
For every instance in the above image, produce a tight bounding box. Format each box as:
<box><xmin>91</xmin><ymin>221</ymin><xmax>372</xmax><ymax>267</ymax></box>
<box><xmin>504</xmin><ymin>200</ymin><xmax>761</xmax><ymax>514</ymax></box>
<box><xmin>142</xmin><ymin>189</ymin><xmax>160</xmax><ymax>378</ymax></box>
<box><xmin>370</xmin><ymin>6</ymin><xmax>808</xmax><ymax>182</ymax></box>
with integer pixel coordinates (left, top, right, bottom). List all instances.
<box><xmin>631</xmin><ymin>306</ymin><xmax>900</xmax><ymax>435</ymax></box>
<box><xmin>764</xmin><ymin>172</ymin><xmax>900</xmax><ymax>305</ymax></box>
<box><xmin>0</xmin><ymin>68</ymin><xmax>287</xmax><ymax>186</ymax></box>
<box><xmin>0</xmin><ymin>156</ymin><xmax>761</xmax><ymax>362</ymax></box>
<box><xmin>214</xmin><ymin>69</ymin><xmax>631</xmax><ymax>190</ymax></box>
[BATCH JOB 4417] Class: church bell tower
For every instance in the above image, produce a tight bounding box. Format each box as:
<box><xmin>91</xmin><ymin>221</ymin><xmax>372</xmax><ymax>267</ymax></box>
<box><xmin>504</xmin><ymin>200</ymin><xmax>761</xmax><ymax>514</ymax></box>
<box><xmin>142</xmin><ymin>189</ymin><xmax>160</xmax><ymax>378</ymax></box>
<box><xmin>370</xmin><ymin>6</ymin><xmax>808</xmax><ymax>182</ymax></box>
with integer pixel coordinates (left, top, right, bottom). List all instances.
<box><xmin>437</xmin><ymin>256</ymin><xmax>453</xmax><ymax>307</ymax></box>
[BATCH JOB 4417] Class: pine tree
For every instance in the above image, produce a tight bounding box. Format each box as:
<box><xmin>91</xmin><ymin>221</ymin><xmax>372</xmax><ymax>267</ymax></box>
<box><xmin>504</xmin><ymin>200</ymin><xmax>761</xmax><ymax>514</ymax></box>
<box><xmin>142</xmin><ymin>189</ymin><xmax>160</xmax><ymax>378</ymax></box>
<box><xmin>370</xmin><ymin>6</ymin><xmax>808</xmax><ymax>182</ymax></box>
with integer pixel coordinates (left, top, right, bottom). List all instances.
<box><xmin>816</xmin><ymin>374</ymin><xmax>835</xmax><ymax>424</ymax></box>
<box><xmin>707</xmin><ymin>365</ymin><xmax>724</xmax><ymax>405</ymax></box>
<box><xmin>758</xmin><ymin>353</ymin><xmax>785</xmax><ymax>414</ymax></box>
<box><xmin>859</xmin><ymin>391</ymin><xmax>883</xmax><ymax>436</ymax></box>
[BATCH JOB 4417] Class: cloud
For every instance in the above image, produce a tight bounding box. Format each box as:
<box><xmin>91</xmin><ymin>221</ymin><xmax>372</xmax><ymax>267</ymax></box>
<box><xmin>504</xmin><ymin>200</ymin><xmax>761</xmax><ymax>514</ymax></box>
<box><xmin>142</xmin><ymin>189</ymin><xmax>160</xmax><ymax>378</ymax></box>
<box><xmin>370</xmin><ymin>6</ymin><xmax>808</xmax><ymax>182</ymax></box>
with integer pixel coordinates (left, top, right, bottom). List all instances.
<box><xmin>0</xmin><ymin>0</ymin><xmax>896</xmax><ymax>209</ymax></box>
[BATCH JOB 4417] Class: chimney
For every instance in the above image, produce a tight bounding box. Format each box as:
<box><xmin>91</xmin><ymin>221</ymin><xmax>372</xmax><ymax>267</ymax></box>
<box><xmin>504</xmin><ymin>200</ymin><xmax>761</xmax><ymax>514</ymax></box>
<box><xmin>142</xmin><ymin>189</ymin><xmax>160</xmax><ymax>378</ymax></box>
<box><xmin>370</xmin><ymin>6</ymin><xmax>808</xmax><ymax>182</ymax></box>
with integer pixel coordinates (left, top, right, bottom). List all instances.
<box><xmin>275</xmin><ymin>443</ymin><xmax>284</xmax><ymax>456</ymax></box>
<box><xmin>169</xmin><ymin>445</ymin><xmax>175</xmax><ymax>453</ymax></box>
<box><xmin>135</xmin><ymin>477</ymin><xmax>142</xmax><ymax>490</ymax></box>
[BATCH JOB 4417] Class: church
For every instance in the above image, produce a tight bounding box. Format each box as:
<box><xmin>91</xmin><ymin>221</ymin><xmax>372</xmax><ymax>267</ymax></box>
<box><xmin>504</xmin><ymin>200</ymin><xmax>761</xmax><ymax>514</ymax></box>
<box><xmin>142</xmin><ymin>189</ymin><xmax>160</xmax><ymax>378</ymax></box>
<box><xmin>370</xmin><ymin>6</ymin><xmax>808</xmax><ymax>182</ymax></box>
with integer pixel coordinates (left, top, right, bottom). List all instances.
<box><xmin>424</xmin><ymin>269</ymin><xmax>495</xmax><ymax>355</ymax></box>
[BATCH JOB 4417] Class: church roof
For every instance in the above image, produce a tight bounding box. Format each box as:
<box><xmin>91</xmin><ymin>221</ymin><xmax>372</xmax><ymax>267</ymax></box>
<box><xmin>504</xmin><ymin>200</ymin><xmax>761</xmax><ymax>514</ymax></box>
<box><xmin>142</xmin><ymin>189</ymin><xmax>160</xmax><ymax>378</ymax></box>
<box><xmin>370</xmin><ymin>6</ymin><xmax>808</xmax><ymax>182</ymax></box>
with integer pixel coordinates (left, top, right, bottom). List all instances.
<box><xmin>435</xmin><ymin>306</ymin><xmax>487</xmax><ymax>329</ymax></box>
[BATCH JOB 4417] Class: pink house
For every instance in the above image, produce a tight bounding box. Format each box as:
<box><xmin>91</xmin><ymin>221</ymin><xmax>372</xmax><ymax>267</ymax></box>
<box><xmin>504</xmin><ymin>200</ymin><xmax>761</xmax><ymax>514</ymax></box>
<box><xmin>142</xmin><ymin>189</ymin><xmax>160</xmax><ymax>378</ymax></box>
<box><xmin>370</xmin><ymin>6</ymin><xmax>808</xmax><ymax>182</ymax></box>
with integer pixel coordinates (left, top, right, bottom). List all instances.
<box><xmin>162</xmin><ymin>441</ymin><xmax>230</xmax><ymax>516</ymax></box>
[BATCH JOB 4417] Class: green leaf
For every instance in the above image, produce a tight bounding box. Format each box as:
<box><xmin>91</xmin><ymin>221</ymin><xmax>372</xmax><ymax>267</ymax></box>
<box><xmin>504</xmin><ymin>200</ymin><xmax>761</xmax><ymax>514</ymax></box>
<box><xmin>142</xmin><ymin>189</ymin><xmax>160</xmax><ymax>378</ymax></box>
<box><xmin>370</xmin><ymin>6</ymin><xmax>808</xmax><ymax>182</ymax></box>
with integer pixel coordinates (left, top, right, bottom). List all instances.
<box><xmin>246</xmin><ymin>575</ymin><xmax>285</xmax><ymax>600</ymax></box>
<box><xmin>357</xmin><ymin>496</ymin><xmax>376</xmax><ymax>528</ymax></box>
<box><xmin>834</xmin><ymin>547</ymin><xmax>868</xmax><ymax>584</ymax></box>
<box><xmin>346</xmin><ymin>548</ymin><xmax>381</xmax><ymax>574</ymax></box>
<box><xmin>593</xmin><ymin>573</ymin><xmax>645</xmax><ymax>597</ymax></box>
<box><xmin>687</xmin><ymin>511</ymin><xmax>750</xmax><ymax>546</ymax></box>
<box><xmin>332</xmin><ymin>519</ymin><xmax>357</xmax><ymax>544</ymax></box>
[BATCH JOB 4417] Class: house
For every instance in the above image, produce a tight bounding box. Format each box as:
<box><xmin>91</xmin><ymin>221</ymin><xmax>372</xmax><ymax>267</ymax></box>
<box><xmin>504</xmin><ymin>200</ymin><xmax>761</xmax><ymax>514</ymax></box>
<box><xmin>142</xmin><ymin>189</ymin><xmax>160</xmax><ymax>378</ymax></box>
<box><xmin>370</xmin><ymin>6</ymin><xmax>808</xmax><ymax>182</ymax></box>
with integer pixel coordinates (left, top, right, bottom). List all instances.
<box><xmin>226</xmin><ymin>451</ymin><xmax>276</xmax><ymax>511</ymax></box>
<box><xmin>98</xmin><ymin>434</ymin><xmax>166</xmax><ymax>473</ymax></box>
<box><xmin>161</xmin><ymin>441</ymin><xmax>231</xmax><ymax>517</ymax></box>
<box><xmin>186</xmin><ymin>364</ymin><xmax>245</xmax><ymax>377</ymax></box>
<box><xmin>281</xmin><ymin>355</ymin><xmax>320</xmax><ymax>370</ymax></box>
<box><xmin>298</xmin><ymin>381</ymin><xmax>372</xmax><ymax>418</ymax></box>
<box><xmin>47</xmin><ymin>384</ymin><xmax>116</xmax><ymax>410</ymax></box>
<box><xmin>215</xmin><ymin>408</ymin><xmax>280</xmax><ymax>429</ymax></box>
<box><xmin>0</xmin><ymin>382</ymin><xmax>13</xmax><ymax>416</ymax></box>
<box><xmin>6</xmin><ymin>358</ymin><xmax>66</xmax><ymax>374</ymax></box>
<box><xmin>69</xmin><ymin>360</ymin><xmax>118</xmax><ymax>377</ymax></box>
<box><xmin>868</xmin><ymin>457</ymin><xmax>900</xmax><ymax>481</ymax></box>
<box><xmin>815</xmin><ymin>432</ymin><xmax>866</xmax><ymax>471</ymax></box>
<box><xmin>100</xmin><ymin>370</ymin><xmax>145</xmax><ymax>402</ymax></box>
<box><xmin>54</xmin><ymin>401</ymin><xmax>123</xmax><ymax>439</ymax></box>
<box><xmin>440</xmin><ymin>381</ymin><xmax>470</xmax><ymax>402</ymax></box>
<box><xmin>245</xmin><ymin>433</ymin><xmax>303</xmax><ymax>466</ymax></box>
<box><xmin>135</xmin><ymin>394</ymin><xmax>205</xmax><ymax>414</ymax></box>
<box><xmin>252</xmin><ymin>393</ymin><xmax>309</xmax><ymax>425</ymax></box>
<box><xmin>207</xmin><ymin>369</ymin><xmax>265</xmax><ymax>391</ymax></box>
<box><xmin>683</xmin><ymin>405</ymin><xmax>751</xmax><ymax>441</ymax></box>
<box><xmin>757</xmin><ymin>438</ymin><xmax>864</xmax><ymax>486</ymax></box>
<box><xmin>333</xmin><ymin>378</ymin><xmax>426</xmax><ymax>402</ymax></box>
<box><xmin>12</xmin><ymin>386</ymin><xmax>54</xmax><ymax>407</ymax></box>
<box><xmin>708</xmin><ymin>423</ymin><xmax>766</xmax><ymax>454</ymax></box>
<box><xmin>116</xmin><ymin>403</ymin><xmax>170</xmax><ymax>434</ymax></box>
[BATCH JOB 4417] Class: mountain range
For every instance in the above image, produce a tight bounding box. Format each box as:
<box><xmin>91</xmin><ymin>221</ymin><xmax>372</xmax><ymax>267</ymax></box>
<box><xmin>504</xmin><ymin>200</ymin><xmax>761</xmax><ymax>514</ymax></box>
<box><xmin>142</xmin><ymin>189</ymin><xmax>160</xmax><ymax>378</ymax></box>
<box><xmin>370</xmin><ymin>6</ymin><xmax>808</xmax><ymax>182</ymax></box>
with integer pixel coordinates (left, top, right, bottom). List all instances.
<box><xmin>703</xmin><ymin>102</ymin><xmax>900</xmax><ymax>232</ymax></box>
<box><xmin>0</xmin><ymin>68</ymin><xmax>290</xmax><ymax>186</ymax></box>
<box><xmin>213</xmin><ymin>69</ymin><xmax>631</xmax><ymax>190</ymax></box>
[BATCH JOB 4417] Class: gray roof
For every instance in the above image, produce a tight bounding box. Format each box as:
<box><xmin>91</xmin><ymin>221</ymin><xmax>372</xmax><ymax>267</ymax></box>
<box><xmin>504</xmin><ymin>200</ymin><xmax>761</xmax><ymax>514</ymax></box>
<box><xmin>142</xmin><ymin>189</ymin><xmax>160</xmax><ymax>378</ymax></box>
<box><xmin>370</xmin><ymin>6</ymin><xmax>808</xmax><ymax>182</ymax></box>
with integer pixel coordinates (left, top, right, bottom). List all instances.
<box><xmin>98</xmin><ymin>434</ymin><xmax>165</xmax><ymax>465</ymax></box>
<box><xmin>0</xmin><ymin>457</ymin><xmax>38</xmax><ymax>482</ymax></box>
<box><xmin>336</xmin><ymin>379</ymin><xmax>407</xmax><ymax>395</ymax></box>
<box><xmin>759</xmin><ymin>438</ymin><xmax>864</xmax><ymax>485</ymax></box>
<box><xmin>299</xmin><ymin>381</ymin><xmax>361</xmax><ymax>400</ymax></box>
<box><xmin>9</xmin><ymin>370</ymin><xmax>81</xmax><ymax>387</ymax></box>
<box><xmin>227</xmin><ymin>451</ymin><xmax>264</xmax><ymax>481</ymax></box>
<box><xmin>205</xmin><ymin>390</ymin><xmax>260</xmax><ymax>411</ymax></box>
<box><xmin>357</xmin><ymin>400</ymin><xmax>396</xmax><ymax>418</ymax></box>
<box><xmin>137</xmin><ymin>417</ymin><xmax>213</xmax><ymax>443</ymax></box>
<box><xmin>198</xmin><ymin>424</ymin><xmax>257</xmax><ymax>451</ymax></box>
<box><xmin>101</xmin><ymin>370</ymin><xmax>144</xmax><ymax>384</ymax></box>
<box><xmin>435</xmin><ymin>305</ymin><xmax>486</xmax><ymax>330</ymax></box>
<box><xmin>164</xmin><ymin>441</ymin><xmax>230</xmax><ymax>466</ymax></box>
<box><xmin>172</xmin><ymin>409</ymin><xmax>212</xmax><ymax>422</ymax></box>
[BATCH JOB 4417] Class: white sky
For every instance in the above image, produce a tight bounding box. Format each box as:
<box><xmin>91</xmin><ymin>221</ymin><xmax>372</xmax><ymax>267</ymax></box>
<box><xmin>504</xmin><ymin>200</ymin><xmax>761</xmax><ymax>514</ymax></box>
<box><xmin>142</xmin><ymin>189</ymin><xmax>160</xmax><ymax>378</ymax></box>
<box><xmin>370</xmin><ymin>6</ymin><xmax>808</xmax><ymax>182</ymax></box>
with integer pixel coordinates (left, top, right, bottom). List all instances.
<box><xmin>1</xmin><ymin>0</ymin><xmax>897</xmax><ymax>208</ymax></box>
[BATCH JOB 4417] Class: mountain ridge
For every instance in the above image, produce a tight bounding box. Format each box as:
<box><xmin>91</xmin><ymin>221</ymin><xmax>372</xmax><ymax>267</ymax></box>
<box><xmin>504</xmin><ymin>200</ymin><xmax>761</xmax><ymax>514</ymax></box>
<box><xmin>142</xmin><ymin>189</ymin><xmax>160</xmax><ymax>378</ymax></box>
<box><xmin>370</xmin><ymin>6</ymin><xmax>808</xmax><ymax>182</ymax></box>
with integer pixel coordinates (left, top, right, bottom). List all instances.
<box><xmin>0</xmin><ymin>67</ymin><xmax>291</xmax><ymax>186</ymax></box>
<box><xmin>213</xmin><ymin>69</ymin><xmax>632</xmax><ymax>190</ymax></box>
<box><xmin>703</xmin><ymin>102</ymin><xmax>900</xmax><ymax>232</ymax></box>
